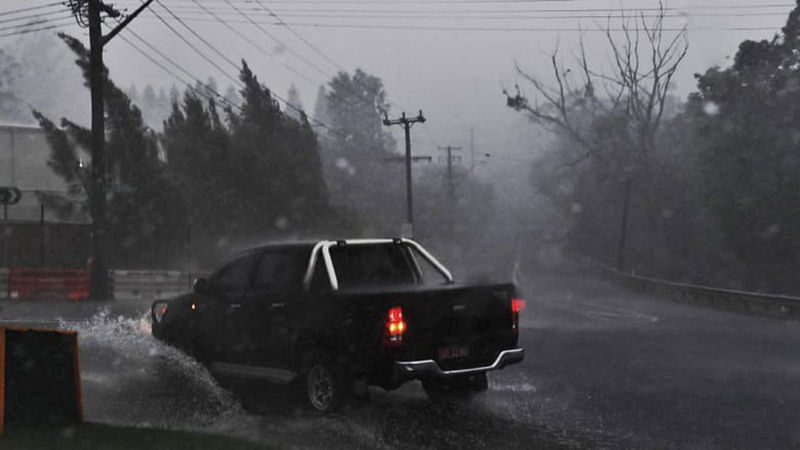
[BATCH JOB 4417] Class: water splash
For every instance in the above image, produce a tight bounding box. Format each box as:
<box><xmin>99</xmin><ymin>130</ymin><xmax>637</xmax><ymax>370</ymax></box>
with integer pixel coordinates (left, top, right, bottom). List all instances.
<box><xmin>58</xmin><ymin>309</ymin><xmax>245</xmax><ymax>431</ymax></box>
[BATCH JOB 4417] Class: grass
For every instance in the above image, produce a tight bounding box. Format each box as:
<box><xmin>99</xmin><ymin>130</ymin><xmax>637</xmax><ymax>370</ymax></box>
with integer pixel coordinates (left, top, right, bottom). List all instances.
<box><xmin>0</xmin><ymin>422</ymin><xmax>272</xmax><ymax>450</ymax></box>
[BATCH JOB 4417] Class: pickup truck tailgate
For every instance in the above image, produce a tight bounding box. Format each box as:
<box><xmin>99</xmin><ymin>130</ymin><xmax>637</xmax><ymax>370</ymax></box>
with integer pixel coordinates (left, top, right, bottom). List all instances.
<box><xmin>380</xmin><ymin>282</ymin><xmax>520</xmax><ymax>371</ymax></box>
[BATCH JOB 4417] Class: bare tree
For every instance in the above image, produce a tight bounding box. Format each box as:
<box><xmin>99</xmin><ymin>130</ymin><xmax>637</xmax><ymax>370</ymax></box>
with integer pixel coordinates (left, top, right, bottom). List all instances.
<box><xmin>505</xmin><ymin>2</ymin><xmax>688</xmax><ymax>173</ymax></box>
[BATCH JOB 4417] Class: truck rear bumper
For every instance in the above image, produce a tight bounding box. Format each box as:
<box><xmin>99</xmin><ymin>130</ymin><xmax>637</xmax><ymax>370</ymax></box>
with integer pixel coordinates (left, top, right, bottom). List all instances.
<box><xmin>394</xmin><ymin>348</ymin><xmax>524</xmax><ymax>378</ymax></box>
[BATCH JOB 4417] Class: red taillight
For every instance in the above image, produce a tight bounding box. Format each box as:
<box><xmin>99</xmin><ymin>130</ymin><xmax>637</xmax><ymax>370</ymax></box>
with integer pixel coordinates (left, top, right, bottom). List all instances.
<box><xmin>153</xmin><ymin>302</ymin><xmax>169</xmax><ymax>323</ymax></box>
<box><xmin>511</xmin><ymin>298</ymin><xmax>525</xmax><ymax>334</ymax></box>
<box><xmin>384</xmin><ymin>306</ymin><xmax>406</xmax><ymax>346</ymax></box>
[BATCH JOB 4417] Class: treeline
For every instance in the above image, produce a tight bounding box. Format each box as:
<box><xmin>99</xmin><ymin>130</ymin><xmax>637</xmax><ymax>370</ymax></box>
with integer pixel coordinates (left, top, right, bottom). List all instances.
<box><xmin>511</xmin><ymin>3</ymin><xmax>800</xmax><ymax>293</ymax></box>
<box><xmin>35</xmin><ymin>33</ymin><xmax>503</xmax><ymax>273</ymax></box>
<box><xmin>35</xmin><ymin>33</ymin><xmax>341</xmax><ymax>268</ymax></box>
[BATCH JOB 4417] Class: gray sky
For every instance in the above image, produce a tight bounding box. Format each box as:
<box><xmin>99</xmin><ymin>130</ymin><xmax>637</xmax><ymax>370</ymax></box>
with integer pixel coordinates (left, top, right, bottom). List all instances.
<box><xmin>0</xmin><ymin>0</ymin><xmax>793</xmax><ymax>189</ymax></box>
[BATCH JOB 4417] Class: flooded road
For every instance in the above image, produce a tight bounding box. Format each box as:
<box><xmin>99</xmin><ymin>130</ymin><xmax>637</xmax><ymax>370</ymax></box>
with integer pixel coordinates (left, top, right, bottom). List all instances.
<box><xmin>2</xmin><ymin>272</ymin><xmax>799</xmax><ymax>449</ymax></box>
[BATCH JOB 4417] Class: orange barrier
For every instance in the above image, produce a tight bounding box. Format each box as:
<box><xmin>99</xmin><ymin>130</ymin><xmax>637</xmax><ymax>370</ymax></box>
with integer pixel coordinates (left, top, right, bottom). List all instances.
<box><xmin>0</xmin><ymin>327</ymin><xmax>83</xmax><ymax>433</ymax></box>
<box><xmin>8</xmin><ymin>268</ymin><xmax>90</xmax><ymax>301</ymax></box>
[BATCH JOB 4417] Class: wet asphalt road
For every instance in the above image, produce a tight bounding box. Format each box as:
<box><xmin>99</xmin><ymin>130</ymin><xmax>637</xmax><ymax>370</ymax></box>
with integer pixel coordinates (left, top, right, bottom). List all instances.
<box><xmin>2</xmin><ymin>272</ymin><xmax>799</xmax><ymax>449</ymax></box>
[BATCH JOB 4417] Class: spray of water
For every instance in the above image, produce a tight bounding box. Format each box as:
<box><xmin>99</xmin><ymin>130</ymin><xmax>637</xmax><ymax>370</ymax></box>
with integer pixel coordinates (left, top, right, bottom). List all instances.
<box><xmin>57</xmin><ymin>309</ymin><xmax>249</xmax><ymax>433</ymax></box>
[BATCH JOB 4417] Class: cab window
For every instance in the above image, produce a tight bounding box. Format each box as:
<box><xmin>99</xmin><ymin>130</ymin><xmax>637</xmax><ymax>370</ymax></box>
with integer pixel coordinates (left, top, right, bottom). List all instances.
<box><xmin>253</xmin><ymin>248</ymin><xmax>309</xmax><ymax>293</ymax></box>
<box><xmin>211</xmin><ymin>254</ymin><xmax>255</xmax><ymax>295</ymax></box>
<box><xmin>329</xmin><ymin>244</ymin><xmax>416</xmax><ymax>289</ymax></box>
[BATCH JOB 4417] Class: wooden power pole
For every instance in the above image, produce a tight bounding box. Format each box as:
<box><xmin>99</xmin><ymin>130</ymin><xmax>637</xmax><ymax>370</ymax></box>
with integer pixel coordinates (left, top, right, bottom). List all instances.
<box><xmin>383</xmin><ymin>111</ymin><xmax>426</xmax><ymax>237</ymax></box>
<box><xmin>438</xmin><ymin>145</ymin><xmax>462</xmax><ymax>238</ymax></box>
<box><xmin>70</xmin><ymin>0</ymin><xmax>154</xmax><ymax>299</ymax></box>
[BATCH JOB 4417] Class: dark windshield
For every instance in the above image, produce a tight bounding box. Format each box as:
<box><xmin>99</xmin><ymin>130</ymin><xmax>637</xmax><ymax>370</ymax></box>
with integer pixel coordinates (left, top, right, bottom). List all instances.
<box><xmin>329</xmin><ymin>244</ymin><xmax>417</xmax><ymax>289</ymax></box>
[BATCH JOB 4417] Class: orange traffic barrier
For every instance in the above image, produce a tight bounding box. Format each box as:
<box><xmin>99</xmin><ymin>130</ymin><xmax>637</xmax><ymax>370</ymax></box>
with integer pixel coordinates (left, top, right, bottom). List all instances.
<box><xmin>8</xmin><ymin>269</ymin><xmax>90</xmax><ymax>301</ymax></box>
<box><xmin>0</xmin><ymin>327</ymin><xmax>83</xmax><ymax>434</ymax></box>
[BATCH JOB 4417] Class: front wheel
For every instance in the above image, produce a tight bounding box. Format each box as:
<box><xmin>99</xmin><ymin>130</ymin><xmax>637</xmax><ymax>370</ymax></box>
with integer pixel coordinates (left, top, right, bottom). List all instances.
<box><xmin>306</xmin><ymin>361</ymin><xmax>346</xmax><ymax>412</ymax></box>
<box><xmin>422</xmin><ymin>372</ymin><xmax>488</xmax><ymax>402</ymax></box>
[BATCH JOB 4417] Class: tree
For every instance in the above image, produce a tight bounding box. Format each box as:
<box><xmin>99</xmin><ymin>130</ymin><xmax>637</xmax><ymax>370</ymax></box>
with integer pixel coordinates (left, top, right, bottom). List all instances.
<box><xmin>34</xmin><ymin>33</ymin><xmax>187</xmax><ymax>268</ymax></box>
<box><xmin>318</xmin><ymin>69</ymin><xmax>402</xmax><ymax>235</ymax></box>
<box><xmin>286</xmin><ymin>84</ymin><xmax>304</xmax><ymax>121</ymax></box>
<box><xmin>8</xmin><ymin>31</ymin><xmax>88</xmax><ymax>125</ymax></box>
<box><xmin>506</xmin><ymin>3</ymin><xmax>688</xmax><ymax>270</ymax></box>
<box><xmin>162</xmin><ymin>60</ymin><xmax>333</xmax><ymax>257</ymax></box>
<box><xmin>685</xmin><ymin>2</ymin><xmax>800</xmax><ymax>291</ymax></box>
<box><xmin>0</xmin><ymin>49</ymin><xmax>26</xmax><ymax>123</ymax></box>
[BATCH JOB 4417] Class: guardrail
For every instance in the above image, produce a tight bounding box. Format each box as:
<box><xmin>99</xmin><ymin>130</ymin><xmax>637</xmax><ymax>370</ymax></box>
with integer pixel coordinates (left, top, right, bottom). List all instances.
<box><xmin>606</xmin><ymin>269</ymin><xmax>800</xmax><ymax>319</ymax></box>
<box><xmin>110</xmin><ymin>270</ymin><xmax>199</xmax><ymax>302</ymax></box>
<box><xmin>0</xmin><ymin>269</ymin><xmax>7</xmax><ymax>299</ymax></box>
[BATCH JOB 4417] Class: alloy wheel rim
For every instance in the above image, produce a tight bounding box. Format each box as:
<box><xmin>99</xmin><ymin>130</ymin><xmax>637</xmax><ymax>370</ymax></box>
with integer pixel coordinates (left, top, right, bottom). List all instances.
<box><xmin>308</xmin><ymin>365</ymin><xmax>334</xmax><ymax>410</ymax></box>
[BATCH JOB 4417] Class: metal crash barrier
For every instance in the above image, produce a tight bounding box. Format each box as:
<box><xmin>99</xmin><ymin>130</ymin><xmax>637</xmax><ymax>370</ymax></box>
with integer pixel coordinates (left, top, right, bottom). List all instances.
<box><xmin>8</xmin><ymin>269</ymin><xmax>90</xmax><ymax>301</ymax></box>
<box><xmin>0</xmin><ymin>269</ymin><xmax>7</xmax><ymax>299</ymax></box>
<box><xmin>110</xmin><ymin>270</ymin><xmax>198</xmax><ymax>302</ymax></box>
<box><xmin>607</xmin><ymin>269</ymin><xmax>800</xmax><ymax>319</ymax></box>
<box><xmin>0</xmin><ymin>327</ymin><xmax>83</xmax><ymax>433</ymax></box>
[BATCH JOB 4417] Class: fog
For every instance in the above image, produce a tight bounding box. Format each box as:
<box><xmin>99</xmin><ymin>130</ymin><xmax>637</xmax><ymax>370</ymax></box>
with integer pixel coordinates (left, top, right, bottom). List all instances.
<box><xmin>1</xmin><ymin>0</ymin><xmax>799</xmax><ymax>289</ymax></box>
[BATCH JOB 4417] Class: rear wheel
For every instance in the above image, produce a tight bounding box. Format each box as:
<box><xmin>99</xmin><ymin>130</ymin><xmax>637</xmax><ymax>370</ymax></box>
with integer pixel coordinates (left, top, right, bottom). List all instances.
<box><xmin>422</xmin><ymin>372</ymin><xmax>488</xmax><ymax>402</ymax></box>
<box><xmin>306</xmin><ymin>361</ymin><xmax>346</xmax><ymax>412</ymax></box>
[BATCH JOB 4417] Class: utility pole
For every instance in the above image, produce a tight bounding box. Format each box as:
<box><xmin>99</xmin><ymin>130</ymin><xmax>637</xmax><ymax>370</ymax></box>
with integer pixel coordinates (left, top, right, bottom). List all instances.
<box><xmin>438</xmin><ymin>145</ymin><xmax>462</xmax><ymax>239</ymax></box>
<box><xmin>383</xmin><ymin>111</ymin><xmax>426</xmax><ymax>237</ymax></box>
<box><xmin>438</xmin><ymin>145</ymin><xmax>462</xmax><ymax>198</ymax></box>
<box><xmin>70</xmin><ymin>0</ymin><xmax>154</xmax><ymax>299</ymax></box>
<box><xmin>470</xmin><ymin>127</ymin><xmax>475</xmax><ymax>171</ymax></box>
<box><xmin>616</xmin><ymin>176</ymin><xmax>632</xmax><ymax>271</ymax></box>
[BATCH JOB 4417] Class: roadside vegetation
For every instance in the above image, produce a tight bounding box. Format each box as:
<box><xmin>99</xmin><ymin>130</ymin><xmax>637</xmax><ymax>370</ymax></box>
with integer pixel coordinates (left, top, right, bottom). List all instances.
<box><xmin>507</xmin><ymin>2</ymin><xmax>800</xmax><ymax>294</ymax></box>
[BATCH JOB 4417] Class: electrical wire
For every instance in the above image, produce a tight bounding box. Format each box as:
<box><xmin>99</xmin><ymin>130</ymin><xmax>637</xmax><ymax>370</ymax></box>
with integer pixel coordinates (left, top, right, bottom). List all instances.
<box><xmin>187</xmin><ymin>0</ymin><xmax>318</xmax><ymax>85</ymax></box>
<box><xmin>0</xmin><ymin>2</ymin><xmax>64</xmax><ymax>18</ymax></box>
<box><xmin>221</xmin><ymin>0</ymin><xmax>332</xmax><ymax>79</ymax></box>
<box><xmin>146</xmin><ymin>1</ymin><xmax>243</xmax><ymax>87</ymax></box>
<box><xmin>121</xmin><ymin>27</ymin><xmax>243</xmax><ymax>110</ymax></box>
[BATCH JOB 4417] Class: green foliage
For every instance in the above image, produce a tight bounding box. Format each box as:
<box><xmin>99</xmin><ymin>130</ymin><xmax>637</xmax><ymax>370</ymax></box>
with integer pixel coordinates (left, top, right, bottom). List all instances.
<box><xmin>162</xmin><ymin>60</ymin><xmax>333</xmax><ymax>256</ymax></box>
<box><xmin>34</xmin><ymin>33</ymin><xmax>187</xmax><ymax>268</ymax></box>
<box><xmin>0</xmin><ymin>49</ymin><xmax>25</xmax><ymax>123</ymax></box>
<box><xmin>685</xmin><ymin>2</ymin><xmax>800</xmax><ymax>291</ymax></box>
<box><xmin>317</xmin><ymin>69</ymin><xmax>402</xmax><ymax>235</ymax></box>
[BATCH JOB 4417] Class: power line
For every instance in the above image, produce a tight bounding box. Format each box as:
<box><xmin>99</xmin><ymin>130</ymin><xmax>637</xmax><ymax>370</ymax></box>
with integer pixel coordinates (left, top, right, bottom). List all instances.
<box><xmin>0</xmin><ymin>21</ymin><xmax>74</xmax><ymax>39</ymax></box>
<box><xmin>119</xmin><ymin>27</ymin><xmax>243</xmax><ymax>110</ymax></box>
<box><xmin>0</xmin><ymin>15</ymin><xmax>75</xmax><ymax>34</ymax></box>
<box><xmin>0</xmin><ymin>2</ymin><xmax>65</xmax><ymax>18</ymax></box>
<box><xmin>221</xmin><ymin>0</ymin><xmax>332</xmax><ymax>79</ymax></box>
<box><xmin>146</xmin><ymin>0</ymin><xmax>345</xmax><ymax>135</ymax></box>
<box><xmin>145</xmin><ymin>1</ymin><xmax>243</xmax><ymax>87</ymax></box>
<box><xmin>129</xmin><ymin>13</ymin><xmax>790</xmax><ymax>32</ymax></box>
<box><xmin>252</xmin><ymin>0</ymin><xmax>344</xmax><ymax>73</ymax></box>
<box><xmin>154</xmin><ymin>0</ymin><xmax>241</xmax><ymax>72</ymax></box>
<box><xmin>250</xmin><ymin>0</ymin><xmax>416</xmax><ymax>132</ymax></box>
<box><xmin>245</xmin><ymin>21</ymin><xmax>789</xmax><ymax>33</ymax></box>
<box><xmin>114</xmin><ymin>7</ymin><xmax>798</xmax><ymax>21</ymax></box>
<box><xmin>186</xmin><ymin>0</ymin><xmax>318</xmax><ymax>85</ymax></box>
<box><xmin>0</xmin><ymin>8</ymin><xmax>72</xmax><ymax>26</ymax></box>
<box><xmin>114</xmin><ymin>1</ymin><xmax>795</xmax><ymax>14</ymax></box>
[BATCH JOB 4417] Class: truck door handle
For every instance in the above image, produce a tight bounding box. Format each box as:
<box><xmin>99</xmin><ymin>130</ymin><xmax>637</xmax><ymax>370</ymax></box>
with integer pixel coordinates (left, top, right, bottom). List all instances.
<box><xmin>270</xmin><ymin>302</ymin><xmax>285</xmax><ymax>310</ymax></box>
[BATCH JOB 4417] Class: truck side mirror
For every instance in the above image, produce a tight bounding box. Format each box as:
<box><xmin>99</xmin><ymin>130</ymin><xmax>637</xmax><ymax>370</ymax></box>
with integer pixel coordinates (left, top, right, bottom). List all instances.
<box><xmin>193</xmin><ymin>278</ymin><xmax>209</xmax><ymax>294</ymax></box>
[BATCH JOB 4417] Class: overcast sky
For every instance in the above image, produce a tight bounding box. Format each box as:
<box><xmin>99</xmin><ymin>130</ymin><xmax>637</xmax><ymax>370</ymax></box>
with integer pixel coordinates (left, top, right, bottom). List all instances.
<box><xmin>1</xmin><ymin>0</ymin><xmax>795</xmax><ymax>195</ymax></box>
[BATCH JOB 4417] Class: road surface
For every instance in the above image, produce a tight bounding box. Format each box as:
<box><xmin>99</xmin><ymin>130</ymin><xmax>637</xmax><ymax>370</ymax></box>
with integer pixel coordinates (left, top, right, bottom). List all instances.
<box><xmin>1</xmin><ymin>271</ymin><xmax>798</xmax><ymax>448</ymax></box>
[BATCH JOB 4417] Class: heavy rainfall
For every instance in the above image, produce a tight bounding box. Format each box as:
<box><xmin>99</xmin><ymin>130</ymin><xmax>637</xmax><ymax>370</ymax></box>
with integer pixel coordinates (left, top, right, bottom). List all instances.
<box><xmin>0</xmin><ymin>0</ymin><xmax>799</xmax><ymax>449</ymax></box>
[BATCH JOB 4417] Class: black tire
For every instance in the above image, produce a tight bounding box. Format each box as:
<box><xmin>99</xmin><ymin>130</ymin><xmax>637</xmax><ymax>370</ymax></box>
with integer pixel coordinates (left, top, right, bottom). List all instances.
<box><xmin>422</xmin><ymin>372</ymin><xmax>488</xmax><ymax>402</ymax></box>
<box><xmin>305</xmin><ymin>360</ymin><xmax>347</xmax><ymax>412</ymax></box>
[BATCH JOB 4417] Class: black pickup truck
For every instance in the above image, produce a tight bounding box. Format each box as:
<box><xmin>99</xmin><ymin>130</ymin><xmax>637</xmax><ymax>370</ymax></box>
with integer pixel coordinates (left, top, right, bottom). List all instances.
<box><xmin>151</xmin><ymin>238</ymin><xmax>524</xmax><ymax>411</ymax></box>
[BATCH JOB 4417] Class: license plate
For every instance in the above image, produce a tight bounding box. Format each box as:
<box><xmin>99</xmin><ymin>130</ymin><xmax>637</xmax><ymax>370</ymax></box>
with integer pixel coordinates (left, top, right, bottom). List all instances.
<box><xmin>437</xmin><ymin>345</ymin><xmax>469</xmax><ymax>359</ymax></box>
